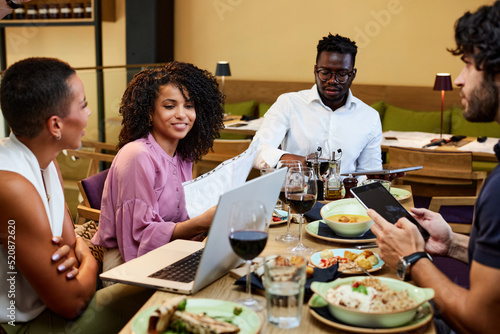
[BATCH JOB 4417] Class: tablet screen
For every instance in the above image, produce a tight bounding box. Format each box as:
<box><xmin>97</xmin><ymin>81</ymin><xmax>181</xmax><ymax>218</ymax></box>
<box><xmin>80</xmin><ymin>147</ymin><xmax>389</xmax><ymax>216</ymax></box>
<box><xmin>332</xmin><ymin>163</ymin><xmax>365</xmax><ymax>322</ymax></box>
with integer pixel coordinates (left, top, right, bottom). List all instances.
<box><xmin>351</xmin><ymin>182</ymin><xmax>430</xmax><ymax>239</ymax></box>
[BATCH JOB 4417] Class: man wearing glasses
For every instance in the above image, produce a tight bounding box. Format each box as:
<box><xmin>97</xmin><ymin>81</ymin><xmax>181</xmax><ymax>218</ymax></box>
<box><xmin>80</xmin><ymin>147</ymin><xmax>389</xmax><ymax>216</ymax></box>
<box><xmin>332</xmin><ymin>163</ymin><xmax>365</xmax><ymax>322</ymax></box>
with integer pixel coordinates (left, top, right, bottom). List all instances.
<box><xmin>252</xmin><ymin>33</ymin><xmax>382</xmax><ymax>175</ymax></box>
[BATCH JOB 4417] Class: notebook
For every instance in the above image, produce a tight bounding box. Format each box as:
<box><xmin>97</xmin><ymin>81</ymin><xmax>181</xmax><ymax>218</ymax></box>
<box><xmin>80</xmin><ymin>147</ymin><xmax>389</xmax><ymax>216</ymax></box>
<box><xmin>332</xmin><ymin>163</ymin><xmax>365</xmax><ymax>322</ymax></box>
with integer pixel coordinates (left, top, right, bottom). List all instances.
<box><xmin>99</xmin><ymin>167</ymin><xmax>286</xmax><ymax>294</ymax></box>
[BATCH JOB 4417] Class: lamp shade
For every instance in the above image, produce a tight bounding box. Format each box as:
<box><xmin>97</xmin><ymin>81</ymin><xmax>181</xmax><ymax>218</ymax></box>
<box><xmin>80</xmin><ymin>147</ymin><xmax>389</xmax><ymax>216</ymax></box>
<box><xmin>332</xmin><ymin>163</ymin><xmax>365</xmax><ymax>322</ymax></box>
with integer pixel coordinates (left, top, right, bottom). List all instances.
<box><xmin>215</xmin><ymin>61</ymin><xmax>231</xmax><ymax>76</ymax></box>
<box><xmin>433</xmin><ymin>73</ymin><xmax>453</xmax><ymax>91</ymax></box>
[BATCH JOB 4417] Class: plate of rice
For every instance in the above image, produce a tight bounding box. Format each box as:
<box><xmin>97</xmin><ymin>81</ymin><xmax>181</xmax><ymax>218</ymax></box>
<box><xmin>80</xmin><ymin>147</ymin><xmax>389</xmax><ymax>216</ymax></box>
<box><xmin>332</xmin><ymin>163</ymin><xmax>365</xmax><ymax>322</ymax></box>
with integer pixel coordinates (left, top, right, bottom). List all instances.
<box><xmin>311</xmin><ymin>276</ymin><xmax>434</xmax><ymax>328</ymax></box>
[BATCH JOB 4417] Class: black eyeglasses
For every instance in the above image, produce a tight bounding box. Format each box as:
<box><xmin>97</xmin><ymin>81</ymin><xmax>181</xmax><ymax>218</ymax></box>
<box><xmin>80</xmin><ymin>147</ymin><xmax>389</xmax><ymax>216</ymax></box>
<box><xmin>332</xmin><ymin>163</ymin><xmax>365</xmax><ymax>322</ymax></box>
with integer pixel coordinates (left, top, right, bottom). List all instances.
<box><xmin>315</xmin><ymin>68</ymin><xmax>354</xmax><ymax>84</ymax></box>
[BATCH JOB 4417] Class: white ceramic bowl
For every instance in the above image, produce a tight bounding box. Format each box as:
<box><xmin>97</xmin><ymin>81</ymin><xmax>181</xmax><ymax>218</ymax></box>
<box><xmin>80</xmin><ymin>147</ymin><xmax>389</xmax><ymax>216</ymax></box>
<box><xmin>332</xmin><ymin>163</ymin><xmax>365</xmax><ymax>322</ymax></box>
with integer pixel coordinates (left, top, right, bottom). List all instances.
<box><xmin>320</xmin><ymin>199</ymin><xmax>373</xmax><ymax>237</ymax></box>
<box><xmin>311</xmin><ymin>276</ymin><xmax>435</xmax><ymax>328</ymax></box>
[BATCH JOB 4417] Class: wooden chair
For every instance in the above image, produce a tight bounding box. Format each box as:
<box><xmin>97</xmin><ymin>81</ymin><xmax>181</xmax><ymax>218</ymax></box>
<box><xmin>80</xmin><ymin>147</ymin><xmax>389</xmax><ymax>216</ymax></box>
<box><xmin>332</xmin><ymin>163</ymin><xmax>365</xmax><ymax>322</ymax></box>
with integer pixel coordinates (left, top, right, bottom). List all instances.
<box><xmin>387</xmin><ymin>146</ymin><xmax>487</xmax><ymax>196</ymax></box>
<box><xmin>65</xmin><ymin>140</ymin><xmax>118</xmax><ymax>177</ymax></box>
<box><xmin>428</xmin><ymin>196</ymin><xmax>476</xmax><ymax>234</ymax></box>
<box><xmin>192</xmin><ymin>139</ymin><xmax>252</xmax><ymax>178</ymax></box>
<box><xmin>64</xmin><ymin>141</ymin><xmax>117</xmax><ymax>225</ymax></box>
<box><xmin>76</xmin><ymin>168</ymin><xmax>110</xmax><ymax>225</ymax></box>
<box><xmin>388</xmin><ymin>146</ymin><xmax>485</xmax><ymax>234</ymax></box>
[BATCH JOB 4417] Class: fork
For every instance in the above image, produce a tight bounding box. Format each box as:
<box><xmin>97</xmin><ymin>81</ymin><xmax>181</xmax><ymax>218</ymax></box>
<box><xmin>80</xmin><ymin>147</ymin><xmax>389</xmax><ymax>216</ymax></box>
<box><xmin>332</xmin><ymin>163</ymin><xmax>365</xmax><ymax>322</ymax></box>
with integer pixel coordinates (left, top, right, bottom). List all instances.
<box><xmin>357</xmin><ymin>266</ymin><xmax>373</xmax><ymax>276</ymax></box>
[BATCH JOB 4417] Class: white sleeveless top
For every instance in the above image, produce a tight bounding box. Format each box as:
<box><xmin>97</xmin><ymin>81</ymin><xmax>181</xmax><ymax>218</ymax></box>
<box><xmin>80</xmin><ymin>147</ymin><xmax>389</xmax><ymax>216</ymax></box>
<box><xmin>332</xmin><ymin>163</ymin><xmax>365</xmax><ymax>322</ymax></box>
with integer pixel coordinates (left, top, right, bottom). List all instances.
<box><xmin>0</xmin><ymin>133</ymin><xmax>64</xmax><ymax>323</ymax></box>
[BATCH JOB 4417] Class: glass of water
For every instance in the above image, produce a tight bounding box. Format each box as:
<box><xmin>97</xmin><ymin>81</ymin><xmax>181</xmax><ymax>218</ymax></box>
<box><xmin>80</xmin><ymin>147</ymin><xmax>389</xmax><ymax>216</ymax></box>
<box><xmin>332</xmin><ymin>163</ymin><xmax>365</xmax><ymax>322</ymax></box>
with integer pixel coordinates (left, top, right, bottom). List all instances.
<box><xmin>263</xmin><ymin>254</ymin><xmax>307</xmax><ymax>329</ymax></box>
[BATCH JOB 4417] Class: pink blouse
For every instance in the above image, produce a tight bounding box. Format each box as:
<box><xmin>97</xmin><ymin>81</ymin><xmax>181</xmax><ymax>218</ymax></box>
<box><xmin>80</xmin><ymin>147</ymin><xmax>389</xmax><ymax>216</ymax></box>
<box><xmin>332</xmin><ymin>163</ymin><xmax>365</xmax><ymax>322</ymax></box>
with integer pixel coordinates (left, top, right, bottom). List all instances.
<box><xmin>91</xmin><ymin>133</ymin><xmax>193</xmax><ymax>261</ymax></box>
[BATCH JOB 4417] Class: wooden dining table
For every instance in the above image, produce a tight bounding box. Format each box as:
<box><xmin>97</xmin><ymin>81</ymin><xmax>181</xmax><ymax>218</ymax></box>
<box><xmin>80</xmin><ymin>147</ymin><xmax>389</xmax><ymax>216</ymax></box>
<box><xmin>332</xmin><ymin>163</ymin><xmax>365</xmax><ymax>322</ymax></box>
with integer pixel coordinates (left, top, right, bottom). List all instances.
<box><xmin>119</xmin><ymin>185</ymin><xmax>436</xmax><ymax>334</ymax></box>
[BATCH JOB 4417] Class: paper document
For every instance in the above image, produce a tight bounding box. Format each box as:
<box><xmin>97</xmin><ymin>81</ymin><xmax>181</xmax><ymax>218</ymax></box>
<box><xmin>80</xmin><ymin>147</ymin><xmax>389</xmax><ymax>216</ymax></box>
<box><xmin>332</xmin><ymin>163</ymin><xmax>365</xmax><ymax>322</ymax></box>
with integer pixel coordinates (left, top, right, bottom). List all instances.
<box><xmin>182</xmin><ymin>140</ymin><xmax>259</xmax><ymax>218</ymax></box>
<box><xmin>224</xmin><ymin>118</ymin><xmax>264</xmax><ymax>132</ymax></box>
<box><xmin>457</xmin><ymin>137</ymin><xmax>498</xmax><ymax>154</ymax></box>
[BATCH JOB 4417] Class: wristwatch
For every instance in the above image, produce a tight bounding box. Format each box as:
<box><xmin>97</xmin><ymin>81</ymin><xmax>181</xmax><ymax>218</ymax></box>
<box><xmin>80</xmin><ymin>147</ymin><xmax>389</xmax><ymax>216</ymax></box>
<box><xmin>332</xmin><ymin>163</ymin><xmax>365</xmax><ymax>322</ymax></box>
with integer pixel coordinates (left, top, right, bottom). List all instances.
<box><xmin>6</xmin><ymin>0</ymin><xmax>22</xmax><ymax>10</ymax></box>
<box><xmin>397</xmin><ymin>252</ymin><xmax>432</xmax><ymax>281</ymax></box>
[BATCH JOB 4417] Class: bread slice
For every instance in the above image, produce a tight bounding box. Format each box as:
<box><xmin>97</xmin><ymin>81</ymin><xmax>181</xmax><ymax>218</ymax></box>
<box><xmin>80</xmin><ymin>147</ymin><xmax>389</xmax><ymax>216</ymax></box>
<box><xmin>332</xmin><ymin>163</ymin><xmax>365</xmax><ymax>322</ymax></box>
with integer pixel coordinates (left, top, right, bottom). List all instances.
<box><xmin>148</xmin><ymin>296</ymin><xmax>186</xmax><ymax>334</ymax></box>
<box><xmin>344</xmin><ymin>250</ymin><xmax>359</xmax><ymax>261</ymax></box>
<box><xmin>170</xmin><ymin>310</ymin><xmax>240</xmax><ymax>334</ymax></box>
<box><xmin>147</xmin><ymin>296</ymin><xmax>240</xmax><ymax>334</ymax></box>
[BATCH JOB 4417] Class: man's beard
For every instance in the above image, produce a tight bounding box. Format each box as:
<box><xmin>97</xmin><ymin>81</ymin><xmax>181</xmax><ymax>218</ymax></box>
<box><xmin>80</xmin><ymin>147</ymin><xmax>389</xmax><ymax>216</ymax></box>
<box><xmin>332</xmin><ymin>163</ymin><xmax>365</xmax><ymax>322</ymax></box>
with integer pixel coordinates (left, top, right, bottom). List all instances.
<box><xmin>463</xmin><ymin>75</ymin><xmax>499</xmax><ymax>122</ymax></box>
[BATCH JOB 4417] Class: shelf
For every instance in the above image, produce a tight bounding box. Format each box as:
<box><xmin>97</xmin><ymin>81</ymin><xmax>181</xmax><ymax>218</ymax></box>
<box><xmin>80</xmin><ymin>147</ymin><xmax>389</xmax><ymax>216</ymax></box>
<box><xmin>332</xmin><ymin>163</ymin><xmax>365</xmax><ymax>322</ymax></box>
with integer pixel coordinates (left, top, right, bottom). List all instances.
<box><xmin>0</xmin><ymin>19</ymin><xmax>95</xmax><ymax>27</ymax></box>
<box><xmin>0</xmin><ymin>0</ymin><xmax>105</xmax><ymax>142</ymax></box>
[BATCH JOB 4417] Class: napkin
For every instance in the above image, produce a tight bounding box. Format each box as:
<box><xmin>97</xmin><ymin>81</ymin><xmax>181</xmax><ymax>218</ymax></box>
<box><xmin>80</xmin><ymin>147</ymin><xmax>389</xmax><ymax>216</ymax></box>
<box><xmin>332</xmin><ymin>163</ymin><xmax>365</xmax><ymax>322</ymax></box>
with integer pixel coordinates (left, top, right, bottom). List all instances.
<box><xmin>234</xmin><ymin>264</ymin><xmax>341</xmax><ymax>300</ymax></box>
<box><xmin>304</xmin><ymin>202</ymin><xmax>325</xmax><ymax>221</ymax></box>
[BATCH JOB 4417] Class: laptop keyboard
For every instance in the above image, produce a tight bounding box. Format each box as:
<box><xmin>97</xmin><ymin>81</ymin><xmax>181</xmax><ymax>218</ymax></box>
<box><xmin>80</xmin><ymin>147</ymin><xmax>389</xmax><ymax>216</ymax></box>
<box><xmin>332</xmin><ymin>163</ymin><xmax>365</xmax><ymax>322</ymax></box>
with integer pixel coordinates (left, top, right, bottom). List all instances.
<box><xmin>148</xmin><ymin>249</ymin><xmax>203</xmax><ymax>283</ymax></box>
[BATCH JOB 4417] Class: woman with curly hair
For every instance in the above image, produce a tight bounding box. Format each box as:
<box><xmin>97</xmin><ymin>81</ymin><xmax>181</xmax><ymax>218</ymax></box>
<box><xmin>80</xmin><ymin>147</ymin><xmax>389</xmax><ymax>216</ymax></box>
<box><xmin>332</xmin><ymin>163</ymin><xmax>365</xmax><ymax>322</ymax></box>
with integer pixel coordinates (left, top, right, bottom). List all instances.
<box><xmin>92</xmin><ymin>61</ymin><xmax>224</xmax><ymax>269</ymax></box>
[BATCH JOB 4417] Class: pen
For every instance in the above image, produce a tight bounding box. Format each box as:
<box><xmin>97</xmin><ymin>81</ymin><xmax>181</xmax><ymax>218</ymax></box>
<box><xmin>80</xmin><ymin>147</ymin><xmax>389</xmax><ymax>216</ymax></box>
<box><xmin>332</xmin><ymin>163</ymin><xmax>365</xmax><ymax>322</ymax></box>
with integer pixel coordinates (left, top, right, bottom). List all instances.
<box><xmin>422</xmin><ymin>138</ymin><xmax>447</xmax><ymax>148</ymax></box>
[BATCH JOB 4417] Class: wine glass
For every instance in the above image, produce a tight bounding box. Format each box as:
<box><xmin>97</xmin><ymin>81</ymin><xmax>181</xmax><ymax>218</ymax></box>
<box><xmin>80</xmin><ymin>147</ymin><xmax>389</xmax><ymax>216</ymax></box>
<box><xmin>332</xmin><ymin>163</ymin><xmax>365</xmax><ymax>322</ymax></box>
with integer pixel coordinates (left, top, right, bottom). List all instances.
<box><xmin>275</xmin><ymin>160</ymin><xmax>302</xmax><ymax>243</ymax></box>
<box><xmin>286</xmin><ymin>167</ymin><xmax>317</xmax><ymax>256</ymax></box>
<box><xmin>228</xmin><ymin>200</ymin><xmax>269</xmax><ymax>311</ymax></box>
<box><xmin>260</xmin><ymin>168</ymin><xmax>282</xmax><ymax>210</ymax></box>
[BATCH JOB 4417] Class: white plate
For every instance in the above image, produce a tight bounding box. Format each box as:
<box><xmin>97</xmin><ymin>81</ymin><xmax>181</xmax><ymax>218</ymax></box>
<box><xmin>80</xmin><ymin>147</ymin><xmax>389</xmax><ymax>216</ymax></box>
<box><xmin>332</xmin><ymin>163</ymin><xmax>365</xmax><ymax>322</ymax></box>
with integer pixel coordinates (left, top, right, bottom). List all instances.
<box><xmin>390</xmin><ymin>187</ymin><xmax>411</xmax><ymax>201</ymax></box>
<box><xmin>305</xmin><ymin>220</ymin><xmax>377</xmax><ymax>244</ymax></box>
<box><xmin>270</xmin><ymin>209</ymin><xmax>288</xmax><ymax>226</ymax></box>
<box><xmin>309</xmin><ymin>248</ymin><xmax>384</xmax><ymax>274</ymax></box>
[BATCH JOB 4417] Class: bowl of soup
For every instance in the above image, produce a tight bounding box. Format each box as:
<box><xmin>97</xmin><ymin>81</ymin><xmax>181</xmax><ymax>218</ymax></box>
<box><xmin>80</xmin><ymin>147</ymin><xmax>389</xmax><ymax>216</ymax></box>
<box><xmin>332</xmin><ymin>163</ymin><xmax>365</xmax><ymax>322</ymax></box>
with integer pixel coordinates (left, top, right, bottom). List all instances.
<box><xmin>320</xmin><ymin>199</ymin><xmax>374</xmax><ymax>237</ymax></box>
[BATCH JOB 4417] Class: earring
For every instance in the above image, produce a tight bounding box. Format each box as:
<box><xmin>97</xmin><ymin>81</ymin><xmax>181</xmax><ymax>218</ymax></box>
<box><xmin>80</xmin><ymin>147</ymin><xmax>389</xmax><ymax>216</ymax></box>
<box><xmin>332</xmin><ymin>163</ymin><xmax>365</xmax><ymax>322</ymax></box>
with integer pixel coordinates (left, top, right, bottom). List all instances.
<box><xmin>149</xmin><ymin>116</ymin><xmax>153</xmax><ymax>127</ymax></box>
<box><xmin>56</xmin><ymin>135</ymin><xmax>61</xmax><ymax>140</ymax></box>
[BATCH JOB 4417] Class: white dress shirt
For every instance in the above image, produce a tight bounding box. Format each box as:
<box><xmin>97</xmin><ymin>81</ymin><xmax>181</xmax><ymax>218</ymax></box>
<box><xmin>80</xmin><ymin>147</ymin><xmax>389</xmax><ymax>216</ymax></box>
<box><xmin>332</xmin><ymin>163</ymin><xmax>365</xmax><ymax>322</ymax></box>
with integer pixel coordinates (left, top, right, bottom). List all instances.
<box><xmin>252</xmin><ymin>85</ymin><xmax>382</xmax><ymax>176</ymax></box>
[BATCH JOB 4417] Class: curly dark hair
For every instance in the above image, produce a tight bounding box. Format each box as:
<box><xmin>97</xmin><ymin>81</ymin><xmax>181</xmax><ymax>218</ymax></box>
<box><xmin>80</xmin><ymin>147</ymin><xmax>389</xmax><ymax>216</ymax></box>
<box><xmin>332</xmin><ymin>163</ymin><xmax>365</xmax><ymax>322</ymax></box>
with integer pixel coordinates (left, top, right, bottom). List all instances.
<box><xmin>449</xmin><ymin>0</ymin><xmax>500</xmax><ymax>77</ymax></box>
<box><xmin>316</xmin><ymin>33</ymin><xmax>358</xmax><ymax>67</ymax></box>
<box><xmin>118</xmin><ymin>61</ymin><xmax>225</xmax><ymax>162</ymax></box>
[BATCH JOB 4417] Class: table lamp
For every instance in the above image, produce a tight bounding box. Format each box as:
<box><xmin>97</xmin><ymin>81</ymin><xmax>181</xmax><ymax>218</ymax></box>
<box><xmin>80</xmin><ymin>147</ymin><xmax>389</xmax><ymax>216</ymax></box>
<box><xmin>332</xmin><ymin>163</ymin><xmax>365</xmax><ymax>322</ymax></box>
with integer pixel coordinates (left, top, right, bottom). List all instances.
<box><xmin>215</xmin><ymin>61</ymin><xmax>231</xmax><ymax>99</ymax></box>
<box><xmin>433</xmin><ymin>73</ymin><xmax>453</xmax><ymax>138</ymax></box>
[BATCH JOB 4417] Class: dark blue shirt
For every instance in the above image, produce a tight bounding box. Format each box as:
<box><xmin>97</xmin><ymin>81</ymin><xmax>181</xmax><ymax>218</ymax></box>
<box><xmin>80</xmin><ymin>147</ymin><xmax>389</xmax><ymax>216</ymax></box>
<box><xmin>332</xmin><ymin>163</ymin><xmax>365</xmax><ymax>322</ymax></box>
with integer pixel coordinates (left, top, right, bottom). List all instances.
<box><xmin>469</xmin><ymin>140</ymin><xmax>500</xmax><ymax>269</ymax></box>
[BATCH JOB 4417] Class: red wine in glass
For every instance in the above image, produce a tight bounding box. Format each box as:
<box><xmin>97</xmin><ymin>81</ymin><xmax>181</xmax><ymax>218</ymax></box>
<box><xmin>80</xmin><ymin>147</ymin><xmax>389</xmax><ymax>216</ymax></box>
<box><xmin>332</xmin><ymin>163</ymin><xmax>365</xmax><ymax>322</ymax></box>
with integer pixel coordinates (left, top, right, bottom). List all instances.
<box><xmin>287</xmin><ymin>193</ymin><xmax>316</xmax><ymax>214</ymax></box>
<box><xmin>229</xmin><ymin>230</ymin><xmax>268</xmax><ymax>260</ymax></box>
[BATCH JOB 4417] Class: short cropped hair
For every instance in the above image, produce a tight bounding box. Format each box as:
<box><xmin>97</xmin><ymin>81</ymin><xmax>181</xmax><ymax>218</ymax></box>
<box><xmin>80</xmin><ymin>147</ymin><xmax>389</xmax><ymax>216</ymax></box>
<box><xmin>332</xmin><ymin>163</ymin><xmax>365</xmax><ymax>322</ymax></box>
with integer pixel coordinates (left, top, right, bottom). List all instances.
<box><xmin>316</xmin><ymin>33</ymin><xmax>358</xmax><ymax>67</ymax></box>
<box><xmin>118</xmin><ymin>61</ymin><xmax>225</xmax><ymax>162</ymax></box>
<box><xmin>1</xmin><ymin>57</ymin><xmax>76</xmax><ymax>138</ymax></box>
<box><xmin>449</xmin><ymin>0</ymin><xmax>500</xmax><ymax>77</ymax></box>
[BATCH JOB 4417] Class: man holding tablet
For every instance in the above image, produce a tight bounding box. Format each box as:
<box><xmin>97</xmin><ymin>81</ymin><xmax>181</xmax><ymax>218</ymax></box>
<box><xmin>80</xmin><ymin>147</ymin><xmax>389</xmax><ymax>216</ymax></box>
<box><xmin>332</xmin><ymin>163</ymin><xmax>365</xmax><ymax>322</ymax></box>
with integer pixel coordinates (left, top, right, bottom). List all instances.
<box><xmin>368</xmin><ymin>2</ymin><xmax>500</xmax><ymax>333</ymax></box>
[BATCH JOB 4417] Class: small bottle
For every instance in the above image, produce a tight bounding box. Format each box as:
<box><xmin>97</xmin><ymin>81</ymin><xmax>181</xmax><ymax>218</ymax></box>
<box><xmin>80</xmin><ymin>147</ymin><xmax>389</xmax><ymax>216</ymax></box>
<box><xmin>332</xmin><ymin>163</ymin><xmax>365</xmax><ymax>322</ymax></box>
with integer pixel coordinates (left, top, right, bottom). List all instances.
<box><xmin>85</xmin><ymin>2</ymin><xmax>92</xmax><ymax>18</ymax></box>
<box><xmin>343</xmin><ymin>174</ymin><xmax>358</xmax><ymax>199</ymax></box>
<box><xmin>73</xmin><ymin>2</ymin><xmax>84</xmax><ymax>19</ymax></box>
<box><xmin>48</xmin><ymin>4</ymin><xmax>59</xmax><ymax>19</ymax></box>
<box><xmin>60</xmin><ymin>3</ymin><xmax>72</xmax><ymax>19</ymax></box>
<box><xmin>325</xmin><ymin>160</ymin><xmax>343</xmax><ymax>200</ymax></box>
<box><xmin>14</xmin><ymin>7</ymin><xmax>26</xmax><ymax>20</ymax></box>
<box><xmin>38</xmin><ymin>4</ymin><xmax>49</xmax><ymax>19</ymax></box>
<box><xmin>27</xmin><ymin>4</ymin><xmax>38</xmax><ymax>20</ymax></box>
<box><xmin>311</xmin><ymin>159</ymin><xmax>324</xmax><ymax>201</ymax></box>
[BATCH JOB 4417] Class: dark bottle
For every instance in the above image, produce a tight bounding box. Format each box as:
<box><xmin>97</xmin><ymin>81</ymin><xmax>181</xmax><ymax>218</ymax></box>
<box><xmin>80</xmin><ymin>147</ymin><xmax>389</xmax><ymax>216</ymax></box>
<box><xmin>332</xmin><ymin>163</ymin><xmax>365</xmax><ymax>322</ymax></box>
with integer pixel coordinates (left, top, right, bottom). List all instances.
<box><xmin>343</xmin><ymin>174</ymin><xmax>358</xmax><ymax>199</ymax></box>
<box><xmin>311</xmin><ymin>160</ymin><xmax>324</xmax><ymax>201</ymax></box>
<box><xmin>60</xmin><ymin>3</ymin><xmax>72</xmax><ymax>19</ymax></box>
<box><xmin>38</xmin><ymin>4</ymin><xmax>49</xmax><ymax>19</ymax></box>
<box><xmin>85</xmin><ymin>2</ymin><xmax>92</xmax><ymax>18</ymax></box>
<box><xmin>48</xmin><ymin>4</ymin><xmax>59</xmax><ymax>19</ymax></box>
<box><xmin>14</xmin><ymin>7</ymin><xmax>26</xmax><ymax>20</ymax></box>
<box><xmin>73</xmin><ymin>2</ymin><xmax>84</xmax><ymax>19</ymax></box>
<box><xmin>27</xmin><ymin>4</ymin><xmax>38</xmax><ymax>19</ymax></box>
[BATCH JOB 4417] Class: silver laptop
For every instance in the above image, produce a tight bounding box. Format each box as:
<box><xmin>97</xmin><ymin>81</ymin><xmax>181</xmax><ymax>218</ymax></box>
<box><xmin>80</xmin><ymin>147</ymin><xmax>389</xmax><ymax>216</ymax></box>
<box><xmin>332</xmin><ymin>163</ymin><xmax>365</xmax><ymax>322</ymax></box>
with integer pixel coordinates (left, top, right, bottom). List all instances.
<box><xmin>99</xmin><ymin>168</ymin><xmax>286</xmax><ymax>294</ymax></box>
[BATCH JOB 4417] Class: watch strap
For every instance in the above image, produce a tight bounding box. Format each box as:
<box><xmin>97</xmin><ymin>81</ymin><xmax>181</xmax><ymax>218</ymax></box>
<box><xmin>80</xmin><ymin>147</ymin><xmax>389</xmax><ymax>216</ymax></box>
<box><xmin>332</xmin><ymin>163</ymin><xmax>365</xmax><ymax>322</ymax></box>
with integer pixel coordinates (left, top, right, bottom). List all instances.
<box><xmin>403</xmin><ymin>252</ymin><xmax>432</xmax><ymax>281</ymax></box>
<box><xmin>404</xmin><ymin>252</ymin><xmax>432</xmax><ymax>265</ymax></box>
